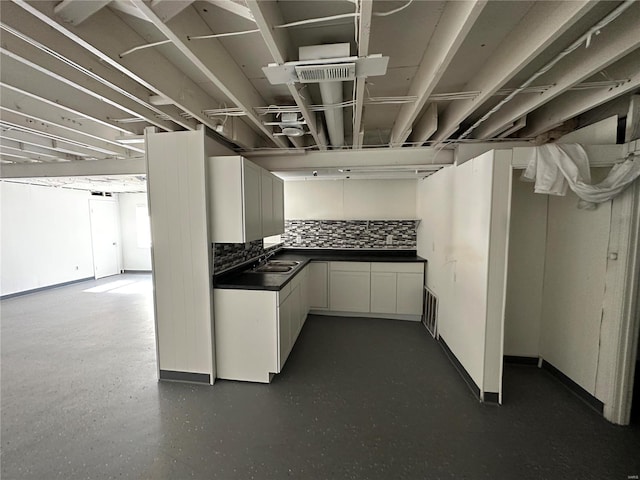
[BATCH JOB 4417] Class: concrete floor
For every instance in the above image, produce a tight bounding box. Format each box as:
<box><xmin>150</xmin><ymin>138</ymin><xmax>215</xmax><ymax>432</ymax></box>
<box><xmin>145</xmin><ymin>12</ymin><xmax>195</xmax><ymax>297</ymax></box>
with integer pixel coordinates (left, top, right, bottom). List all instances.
<box><xmin>2</xmin><ymin>274</ymin><xmax>639</xmax><ymax>479</ymax></box>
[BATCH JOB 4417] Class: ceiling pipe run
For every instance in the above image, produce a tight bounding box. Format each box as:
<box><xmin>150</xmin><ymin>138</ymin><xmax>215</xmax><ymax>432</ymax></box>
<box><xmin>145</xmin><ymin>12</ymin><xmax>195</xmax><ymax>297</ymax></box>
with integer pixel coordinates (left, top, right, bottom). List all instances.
<box><xmin>299</xmin><ymin>44</ymin><xmax>349</xmax><ymax>148</ymax></box>
<box><xmin>318</xmin><ymin>81</ymin><xmax>344</xmax><ymax>148</ymax></box>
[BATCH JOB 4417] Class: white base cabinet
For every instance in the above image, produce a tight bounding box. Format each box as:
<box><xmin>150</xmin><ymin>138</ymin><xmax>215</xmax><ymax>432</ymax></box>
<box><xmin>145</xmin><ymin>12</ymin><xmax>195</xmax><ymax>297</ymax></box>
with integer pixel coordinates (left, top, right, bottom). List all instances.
<box><xmin>314</xmin><ymin>261</ymin><xmax>425</xmax><ymax>320</ymax></box>
<box><xmin>329</xmin><ymin>262</ymin><xmax>371</xmax><ymax>312</ymax></box>
<box><xmin>308</xmin><ymin>262</ymin><xmax>328</xmax><ymax>309</ymax></box>
<box><xmin>214</xmin><ymin>265</ymin><xmax>309</xmax><ymax>383</ymax></box>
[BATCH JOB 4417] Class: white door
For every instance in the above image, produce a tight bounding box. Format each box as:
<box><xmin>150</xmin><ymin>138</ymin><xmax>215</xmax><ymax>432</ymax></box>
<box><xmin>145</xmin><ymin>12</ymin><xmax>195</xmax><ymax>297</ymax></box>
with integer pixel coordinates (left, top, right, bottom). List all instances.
<box><xmin>89</xmin><ymin>199</ymin><xmax>120</xmax><ymax>279</ymax></box>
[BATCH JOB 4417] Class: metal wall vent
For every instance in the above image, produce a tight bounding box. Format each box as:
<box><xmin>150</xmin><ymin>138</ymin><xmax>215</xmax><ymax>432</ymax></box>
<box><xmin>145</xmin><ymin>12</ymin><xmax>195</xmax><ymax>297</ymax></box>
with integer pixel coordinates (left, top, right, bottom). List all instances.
<box><xmin>423</xmin><ymin>286</ymin><xmax>438</xmax><ymax>338</ymax></box>
<box><xmin>295</xmin><ymin>63</ymin><xmax>356</xmax><ymax>83</ymax></box>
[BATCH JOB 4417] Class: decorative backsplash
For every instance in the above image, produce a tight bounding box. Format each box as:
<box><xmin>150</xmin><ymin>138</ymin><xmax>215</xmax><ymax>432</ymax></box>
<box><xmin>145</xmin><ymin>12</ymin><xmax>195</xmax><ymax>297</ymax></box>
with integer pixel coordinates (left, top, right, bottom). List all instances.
<box><xmin>282</xmin><ymin>220</ymin><xmax>418</xmax><ymax>249</ymax></box>
<box><xmin>214</xmin><ymin>240</ymin><xmax>267</xmax><ymax>273</ymax></box>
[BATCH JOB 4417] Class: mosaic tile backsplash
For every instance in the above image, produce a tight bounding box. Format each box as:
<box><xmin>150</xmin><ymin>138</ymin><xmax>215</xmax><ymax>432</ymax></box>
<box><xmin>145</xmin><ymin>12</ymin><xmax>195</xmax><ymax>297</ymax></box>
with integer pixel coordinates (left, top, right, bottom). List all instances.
<box><xmin>214</xmin><ymin>240</ymin><xmax>268</xmax><ymax>273</ymax></box>
<box><xmin>213</xmin><ymin>220</ymin><xmax>418</xmax><ymax>273</ymax></box>
<box><xmin>282</xmin><ymin>220</ymin><xmax>418</xmax><ymax>249</ymax></box>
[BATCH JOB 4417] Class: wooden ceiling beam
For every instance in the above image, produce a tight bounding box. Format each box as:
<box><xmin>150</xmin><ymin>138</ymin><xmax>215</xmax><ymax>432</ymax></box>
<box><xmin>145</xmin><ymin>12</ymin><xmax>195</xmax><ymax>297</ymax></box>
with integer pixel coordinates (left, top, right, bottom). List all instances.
<box><xmin>473</xmin><ymin>3</ymin><xmax>640</xmax><ymax>139</ymax></box>
<box><xmin>520</xmin><ymin>50</ymin><xmax>640</xmax><ymax>138</ymax></box>
<box><xmin>131</xmin><ymin>0</ymin><xmax>288</xmax><ymax>148</ymax></box>
<box><xmin>390</xmin><ymin>0</ymin><xmax>487</xmax><ymax>147</ymax></box>
<box><xmin>431</xmin><ymin>0</ymin><xmax>597</xmax><ymax>143</ymax></box>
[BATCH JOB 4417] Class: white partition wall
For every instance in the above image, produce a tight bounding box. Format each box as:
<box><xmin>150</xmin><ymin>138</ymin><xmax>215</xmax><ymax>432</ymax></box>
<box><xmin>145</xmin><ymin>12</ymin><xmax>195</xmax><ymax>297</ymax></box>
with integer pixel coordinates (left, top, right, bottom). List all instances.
<box><xmin>417</xmin><ymin>150</ymin><xmax>512</xmax><ymax>402</ymax></box>
<box><xmin>145</xmin><ymin>128</ymin><xmax>221</xmax><ymax>384</ymax></box>
<box><xmin>0</xmin><ymin>181</ymin><xmax>94</xmax><ymax>296</ymax></box>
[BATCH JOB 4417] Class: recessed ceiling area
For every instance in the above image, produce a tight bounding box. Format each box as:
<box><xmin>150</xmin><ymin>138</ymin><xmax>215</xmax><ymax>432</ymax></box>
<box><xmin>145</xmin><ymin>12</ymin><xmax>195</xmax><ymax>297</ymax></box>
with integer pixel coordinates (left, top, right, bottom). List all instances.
<box><xmin>0</xmin><ymin>0</ymin><xmax>638</xmax><ymax>183</ymax></box>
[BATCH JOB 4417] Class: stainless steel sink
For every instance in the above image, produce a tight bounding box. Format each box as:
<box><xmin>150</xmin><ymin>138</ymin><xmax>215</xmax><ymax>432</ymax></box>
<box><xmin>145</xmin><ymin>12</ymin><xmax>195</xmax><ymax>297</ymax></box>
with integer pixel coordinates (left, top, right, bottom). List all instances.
<box><xmin>252</xmin><ymin>265</ymin><xmax>294</xmax><ymax>273</ymax></box>
<box><xmin>266</xmin><ymin>260</ymin><xmax>300</xmax><ymax>267</ymax></box>
<box><xmin>245</xmin><ymin>259</ymin><xmax>300</xmax><ymax>274</ymax></box>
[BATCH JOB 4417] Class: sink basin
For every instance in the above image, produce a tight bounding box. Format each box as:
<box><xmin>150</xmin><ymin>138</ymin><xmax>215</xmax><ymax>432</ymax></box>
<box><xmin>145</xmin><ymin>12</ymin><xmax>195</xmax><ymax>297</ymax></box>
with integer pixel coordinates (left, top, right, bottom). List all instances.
<box><xmin>250</xmin><ymin>265</ymin><xmax>294</xmax><ymax>273</ymax></box>
<box><xmin>267</xmin><ymin>260</ymin><xmax>300</xmax><ymax>267</ymax></box>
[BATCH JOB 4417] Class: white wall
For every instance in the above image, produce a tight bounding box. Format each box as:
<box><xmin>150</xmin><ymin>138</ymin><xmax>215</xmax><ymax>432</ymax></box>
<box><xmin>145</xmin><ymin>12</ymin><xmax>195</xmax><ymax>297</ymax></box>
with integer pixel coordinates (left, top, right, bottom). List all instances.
<box><xmin>284</xmin><ymin>179</ymin><xmax>417</xmax><ymax>220</ymax></box>
<box><xmin>0</xmin><ymin>181</ymin><xmax>94</xmax><ymax>296</ymax></box>
<box><xmin>417</xmin><ymin>151</ymin><xmax>511</xmax><ymax>398</ymax></box>
<box><xmin>118</xmin><ymin>193</ymin><xmax>152</xmax><ymax>271</ymax></box>
<box><xmin>503</xmin><ymin>173</ymin><xmax>548</xmax><ymax>357</ymax></box>
<box><xmin>540</xmin><ymin>184</ymin><xmax>612</xmax><ymax>398</ymax></box>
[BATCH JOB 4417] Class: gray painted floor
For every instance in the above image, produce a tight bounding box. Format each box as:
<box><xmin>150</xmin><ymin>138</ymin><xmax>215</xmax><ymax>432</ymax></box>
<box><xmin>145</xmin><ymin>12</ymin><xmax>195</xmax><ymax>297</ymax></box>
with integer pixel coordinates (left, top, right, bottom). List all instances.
<box><xmin>2</xmin><ymin>274</ymin><xmax>639</xmax><ymax>479</ymax></box>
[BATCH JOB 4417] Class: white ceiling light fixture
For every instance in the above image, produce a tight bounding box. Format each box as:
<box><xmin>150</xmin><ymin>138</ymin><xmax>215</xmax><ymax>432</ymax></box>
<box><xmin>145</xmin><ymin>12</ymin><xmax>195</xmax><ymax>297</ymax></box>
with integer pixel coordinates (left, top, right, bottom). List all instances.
<box><xmin>265</xmin><ymin>112</ymin><xmax>308</xmax><ymax>137</ymax></box>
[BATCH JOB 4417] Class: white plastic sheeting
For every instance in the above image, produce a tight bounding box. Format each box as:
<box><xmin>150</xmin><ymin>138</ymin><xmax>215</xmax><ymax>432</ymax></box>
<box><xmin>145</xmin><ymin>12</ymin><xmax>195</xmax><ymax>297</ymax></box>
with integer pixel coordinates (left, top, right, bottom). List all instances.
<box><xmin>522</xmin><ymin>143</ymin><xmax>640</xmax><ymax>209</ymax></box>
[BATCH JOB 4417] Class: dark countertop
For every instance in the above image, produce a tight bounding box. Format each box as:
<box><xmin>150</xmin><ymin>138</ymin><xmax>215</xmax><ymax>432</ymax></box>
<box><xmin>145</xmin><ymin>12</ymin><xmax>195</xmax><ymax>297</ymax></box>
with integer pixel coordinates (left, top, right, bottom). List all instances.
<box><xmin>214</xmin><ymin>248</ymin><xmax>426</xmax><ymax>291</ymax></box>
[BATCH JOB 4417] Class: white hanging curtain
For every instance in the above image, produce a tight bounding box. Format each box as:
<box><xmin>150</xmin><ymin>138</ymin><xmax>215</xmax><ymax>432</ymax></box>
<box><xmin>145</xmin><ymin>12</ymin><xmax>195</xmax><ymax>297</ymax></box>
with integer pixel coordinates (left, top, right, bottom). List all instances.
<box><xmin>521</xmin><ymin>143</ymin><xmax>640</xmax><ymax>209</ymax></box>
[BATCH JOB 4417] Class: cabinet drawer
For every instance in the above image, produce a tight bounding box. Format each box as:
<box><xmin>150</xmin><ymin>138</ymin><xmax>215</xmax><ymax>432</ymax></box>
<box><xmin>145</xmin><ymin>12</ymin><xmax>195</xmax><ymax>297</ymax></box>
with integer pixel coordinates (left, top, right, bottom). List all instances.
<box><xmin>371</xmin><ymin>262</ymin><xmax>424</xmax><ymax>273</ymax></box>
<box><xmin>330</xmin><ymin>261</ymin><xmax>371</xmax><ymax>272</ymax></box>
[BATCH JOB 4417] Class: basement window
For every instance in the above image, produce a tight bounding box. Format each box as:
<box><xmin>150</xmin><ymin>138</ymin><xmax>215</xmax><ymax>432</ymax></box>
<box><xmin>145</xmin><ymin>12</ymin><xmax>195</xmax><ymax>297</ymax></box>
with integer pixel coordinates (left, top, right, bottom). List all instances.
<box><xmin>136</xmin><ymin>204</ymin><xmax>151</xmax><ymax>248</ymax></box>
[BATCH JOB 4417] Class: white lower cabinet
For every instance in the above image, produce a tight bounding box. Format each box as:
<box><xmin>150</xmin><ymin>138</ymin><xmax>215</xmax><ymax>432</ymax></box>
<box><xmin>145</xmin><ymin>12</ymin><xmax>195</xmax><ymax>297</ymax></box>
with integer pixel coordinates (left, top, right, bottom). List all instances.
<box><xmin>308</xmin><ymin>262</ymin><xmax>328</xmax><ymax>309</ymax></box>
<box><xmin>370</xmin><ymin>272</ymin><xmax>397</xmax><ymax>314</ymax></box>
<box><xmin>329</xmin><ymin>262</ymin><xmax>371</xmax><ymax>312</ymax></box>
<box><xmin>214</xmin><ymin>265</ymin><xmax>309</xmax><ymax>383</ymax></box>
<box><xmin>396</xmin><ymin>273</ymin><xmax>424</xmax><ymax>315</ymax></box>
<box><xmin>323</xmin><ymin>261</ymin><xmax>424</xmax><ymax>319</ymax></box>
<box><xmin>370</xmin><ymin>263</ymin><xmax>424</xmax><ymax>316</ymax></box>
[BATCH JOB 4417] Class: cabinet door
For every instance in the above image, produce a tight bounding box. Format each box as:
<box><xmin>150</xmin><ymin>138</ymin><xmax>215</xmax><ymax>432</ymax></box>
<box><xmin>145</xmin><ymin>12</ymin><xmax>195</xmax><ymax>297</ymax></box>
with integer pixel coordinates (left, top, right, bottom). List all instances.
<box><xmin>272</xmin><ymin>176</ymin><xmax>285</xmax><ymax>235</ymax></box>
<box><xmin>290</xmin><ymin>284</ymin><xmax>302</xmax><ymax>344</ymax></box>
<box><xmin>242</xmin><ymin>159</ymin><xmax>262</xmax><ymax>241</ymax></box>
<box><xmin>261</xmin><ymin>170</ymin><xmax>274</xmax><ymax>237</ymax></box>
<box><xmin>329</xmin><ymin>271</ymin><xmax>370</xmax><ymax>312</ymax></box>
<box><xmin>278</xmin><ymin>296</ymin><xmax>291</xmax><ymax>370</ymax></box>
<box><xmin>397</xmin><ymin>273</ymin><xmax>424</xmax><ymax>315</ymax></box>
<box><xmin>370</xmin><ymin>272</ymin><xmax>397</xmax><ymax>314</ymax></box>
<box><xmin>308</xmin><ymin>262</ymin><xmax>328</xmax><ymax>309</ymax></box>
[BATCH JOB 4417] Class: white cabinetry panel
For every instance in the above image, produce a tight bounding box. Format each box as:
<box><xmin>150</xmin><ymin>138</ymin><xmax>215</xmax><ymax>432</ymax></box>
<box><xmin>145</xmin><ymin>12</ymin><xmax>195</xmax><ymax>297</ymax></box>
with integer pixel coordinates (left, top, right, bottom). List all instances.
<box><xmin>208</xmin><ymin>156</ymin><xmax>284</xmax><ymax>243</ymax></box>
<box><xmin>396</xmin><ymin>273</ymin><xmax>424</xmax><ymax>315</ymax></box>
<box><xmin>371</xmin><ymin>272</ymin><xmax>397</xmax><ymax>314</ymax></box>
<box><xmin>329</xmin><ymin>269</ymin><xmax>371</xmax><ymax>312</ymax></box>
<box><xmin>308</xmin><ymin>262</ymin><xmax>328</xmax><ymax>309</ymax></box>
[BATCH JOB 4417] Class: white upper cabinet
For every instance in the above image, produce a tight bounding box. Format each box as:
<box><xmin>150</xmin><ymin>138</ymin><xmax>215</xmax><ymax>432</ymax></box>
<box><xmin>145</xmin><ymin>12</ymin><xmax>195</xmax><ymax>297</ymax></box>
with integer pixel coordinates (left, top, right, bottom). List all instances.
<box><xmin>261</xmin><ymin>170</ymin><xmax>285</xmax><ymax>237</ymax></box>
<box><xmin>208</xmin><ymin>156</ymin><xmax>284</xmax><ymax>243</ymax></box>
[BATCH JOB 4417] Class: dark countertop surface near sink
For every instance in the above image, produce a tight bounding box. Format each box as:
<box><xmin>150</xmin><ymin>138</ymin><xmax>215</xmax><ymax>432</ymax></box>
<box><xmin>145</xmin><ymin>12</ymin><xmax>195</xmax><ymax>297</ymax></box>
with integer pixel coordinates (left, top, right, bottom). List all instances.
<box><xmin>214</xmin><ymin>248</ymin><xmax>426</xmax><ymax>292</ymax></box>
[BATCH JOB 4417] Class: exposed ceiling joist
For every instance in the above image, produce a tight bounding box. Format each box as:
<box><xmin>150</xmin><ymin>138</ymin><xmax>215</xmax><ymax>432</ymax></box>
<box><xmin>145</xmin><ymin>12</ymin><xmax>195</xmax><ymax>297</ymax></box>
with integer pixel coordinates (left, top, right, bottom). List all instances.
<box><xmin>12</xmin><ymin>0</ymin><xmax>261</xmax><ymax>149</ymax></box>
<box><xmin>53</xmin><ymin>0</ymin><xmax>111</xmax><ymax>26</ymax></box>
<box><xmin>0</xmin><ymin>49</ymin><xmax>181</xmax><ymax>135</ymax></box>
<box><xmin>625</xmin><ymin>95</ymin><xmax>640</xmax><ymax>143</ymax></box>
<box><xmin>131</xmin><ymin>0</ymin><xmax>288</xmax><ymax>149</ymax></box>
<box><xmin>390</xmin><ymin>0</ymin><xmax>487</xmax><ymax>147</ymax></box>
<box><xmin>203</xmin><ymin>0</ymin><xmax>255</xmax><ymax>23</ymax></box>
<box><xmin>409</xmin><ymin>103</ymin><xmax>438</xmax><ymax>145</ymax></box>
<box><xmin>246</xmin><ymin>0</ymin><xmax>326</xmax><ymax>150</ymax></box>
<box><xmin>497</xmin><ymin>116</ymin><xmax>527</xmax><ymax>138</ymax></box>
<box><xmin>0</xmin><ymin>82</ymin><xmax>133</xmax><ymax>137</ymax></box>
<box><xmin>431</xmin><ymin>0</ymin><xmax>597</xmax><ymax>143</ymax></box>
<box><xmin>0</xmin><ymin>4</ymin><xmax>186</xmax><ymax>132</ymax></box>
<box><xmin>352</xmin><ymin>0</ymin><xmax>373</xmax><ymax>149</ymax></box>
<box><xmin>0</xmin><ymin>83</ymin><xmax>143</xmax><ymax>153</ymax></box>
<box><xmin>0</xmin><ymin>107</ymin><xmax>140</xmax><ymax>158</ymax></box>
<box><xmin>0</xmin><ymin>157</ymin><xmax>146</xmax><ymax>178</ymax></box>
<box><xmin>0</xmin><ymin>130</ymin><xmax>101</xmax><ymax>159</ymax></box>
<box><xmin>1</xmin><ymin>140</ymin><xmax>65</xmax><ymax>163</ymax></box>
<box><xmin>248</xmin><ymin>146</ymin><xmax>454</xmax><ymax>172</ymax></box>
<box><xmin>520</xmin><ymin>51</ymin><xmax>640</xmax><ymax>138</ymax></box>
<box><xmin>149</xmin><ymin>0</ymin><xmax>194</xmax><ymax>23</ymax></box>
<box><xmin>473</xmin><ymin>3</ymin><xmax>640</xmax><ymax>139</ymax></box>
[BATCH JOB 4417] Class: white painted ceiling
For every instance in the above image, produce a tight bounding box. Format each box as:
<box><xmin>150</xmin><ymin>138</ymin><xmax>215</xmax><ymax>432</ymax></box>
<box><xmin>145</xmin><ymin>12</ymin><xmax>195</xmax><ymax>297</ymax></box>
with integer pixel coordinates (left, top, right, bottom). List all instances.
<box><xmin>0</xmin><ymin>0</ymin><xmax>639</xmax><ymax>190</ymax></box>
